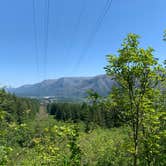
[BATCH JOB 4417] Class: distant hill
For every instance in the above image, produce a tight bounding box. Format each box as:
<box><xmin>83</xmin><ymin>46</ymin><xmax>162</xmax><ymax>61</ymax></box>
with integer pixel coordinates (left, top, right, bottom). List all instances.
<box><xmin>8</xmin><ymin>75</ymin><xmax>116</xmax><ymax>100</ymax></box>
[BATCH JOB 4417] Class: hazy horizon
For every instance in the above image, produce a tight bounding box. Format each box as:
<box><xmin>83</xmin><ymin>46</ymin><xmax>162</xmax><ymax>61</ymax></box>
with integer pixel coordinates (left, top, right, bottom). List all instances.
<box><xmin>4</xmin><ymin>74</ymin><xmax>107</xmax><ymax>88</ymax></box>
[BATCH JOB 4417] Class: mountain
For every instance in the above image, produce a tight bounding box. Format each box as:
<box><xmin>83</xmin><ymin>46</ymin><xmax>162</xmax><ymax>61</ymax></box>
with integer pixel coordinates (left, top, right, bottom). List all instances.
<box><xmin>8</xmin><ymin>75</ymin><xmax>116</xmax><ymax>100</ymax></box>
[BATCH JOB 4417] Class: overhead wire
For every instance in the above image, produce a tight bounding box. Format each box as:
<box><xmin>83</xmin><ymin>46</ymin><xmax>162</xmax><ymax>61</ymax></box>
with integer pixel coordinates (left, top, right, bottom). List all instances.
<box><xmin>33</xmin><ymin>0</ymin><xmax>42</xmax><ymax>98</ymax></box>
<box><xmin>32</xmin><ymin>0</ymin><xmax>39</xmax><ymax>76</ymax></box>
<box><xmin>33</xmin><ymin>0</ymin><xmax>112</xmax><ymax>88</ymax></box>
<box><xmin>32</xmin><ymin>0</ymin><xmax>50</xmax><ymax>98</ymax></box>
<box><xmin>43</xmin><ymin>0</ymin><xmax>50</xmax><ymax>80</ymax></box>
<box><xmin>72</xmin><ymin>0</ymin><xmax>113</xmax><ymax>72</ymax></box>
<box><xmin>64</xmin><ymin>0</ymin><xmax>87</xmax><ymax>99</ymax></box>
<box><xmin>67</xmin><ymin>0</ymin><xmax>87</xmax><ymax>58</ymax></box>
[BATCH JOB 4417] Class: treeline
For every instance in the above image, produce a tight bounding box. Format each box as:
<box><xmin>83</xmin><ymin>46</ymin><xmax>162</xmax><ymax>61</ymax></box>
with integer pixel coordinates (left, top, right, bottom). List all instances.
<box><xmin>47</xmin><ymin>96</ymin><xmax>125</xmax><ymax>130</ymax></box>
<box><xmin>0</xmin><ymin>33</ymin><xmax>165</xmax><ymax>165</ymax></box>
<box><xmin>0</xmin><ymin>89</ymin><xmax>40</xmax><ymax>164</ymax></box>
<box><xmin>0</xmin><ymin>89</ymin><xmax>39</xmax><ymax>124</ymax></box>
<box><xmin>47</xmin><ymin>33</ymin><xmax>166</xmax><ymax>165</ymax></box>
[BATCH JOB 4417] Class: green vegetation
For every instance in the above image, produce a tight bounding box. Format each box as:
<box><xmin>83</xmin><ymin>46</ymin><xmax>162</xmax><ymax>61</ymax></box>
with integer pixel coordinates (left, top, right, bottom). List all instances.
<box><xmin>0</xmin><ymin>33</ymin><xmax>165</xmax><ymax>165</ymax></box>
<box><xmin>0</xmin><ymin>89</ymin><xmax>39</xmax><ymax>165</ymax></box>
<box><xmin>105</xmin><ymin>33</ymin><xmax>166</xmax><ymax>165</ymax></box>
<box><xmin>47</xmin><ymin>98</ymin><xmax>124</xmax><ymax>130</ymax></box>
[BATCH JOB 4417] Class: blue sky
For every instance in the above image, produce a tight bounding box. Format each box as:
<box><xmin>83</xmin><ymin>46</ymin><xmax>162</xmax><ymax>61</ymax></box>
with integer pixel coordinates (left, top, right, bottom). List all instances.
<box><xmin>0</xmin><ymin>0</ymin><xmax>166</xmax><ymax>87</ymax></box>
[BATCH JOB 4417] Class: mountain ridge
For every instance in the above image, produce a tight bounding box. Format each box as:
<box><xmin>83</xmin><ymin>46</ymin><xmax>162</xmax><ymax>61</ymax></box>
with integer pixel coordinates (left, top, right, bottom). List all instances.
<box><xmin>8</xmin><ymin>75</ymin><xmax>116</xmax><ymax>100</ymax></box>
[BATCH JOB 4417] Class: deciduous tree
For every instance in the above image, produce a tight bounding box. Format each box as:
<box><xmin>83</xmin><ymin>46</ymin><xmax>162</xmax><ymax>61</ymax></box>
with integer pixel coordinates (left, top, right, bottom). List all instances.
<box><xmin>105</xmin><ymin>33</ymin><xmax>165</xmax><ymax>165</ymax></box>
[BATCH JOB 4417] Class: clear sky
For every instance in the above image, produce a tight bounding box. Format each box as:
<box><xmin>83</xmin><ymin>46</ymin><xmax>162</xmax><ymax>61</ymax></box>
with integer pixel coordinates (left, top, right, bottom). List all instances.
<box><xmin>0</xmin><ymin>0</ymin><xmax>166</xmax><ymax>87</ymax></box>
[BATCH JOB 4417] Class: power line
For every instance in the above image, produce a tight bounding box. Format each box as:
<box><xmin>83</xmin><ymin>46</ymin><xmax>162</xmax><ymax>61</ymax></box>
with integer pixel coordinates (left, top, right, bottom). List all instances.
<box><xmin>64</xmin><ymin>1</ymin><xmax>87</xmax><ymax>97</ymax></box>
<box><xmin>43</xmin><ymin>0</ymin><xmax>50</xmax><ymax>80</ymax></box>
<box><xmin>32</xmin><ymin>0</ymin><xmax>50</xmax><ymax>98</ymax></box>
<box><xmin>72</xmin><ymin>0</ymin><xmax>113</xmax><ymax>72</ymax></box>
<box><xmin>32</xmin><ymin>0</ymin><xmax>39</xmax><ymax>75</ymax></box>
<box><xmin>67</xmin><ymin>0</ymin><xmax>87</xmax><ymax>57</ymax></box>
<box><xmin>33</xmin><ymin>0</ymin><xmax>42</xmax><ymax>98</ymax></box>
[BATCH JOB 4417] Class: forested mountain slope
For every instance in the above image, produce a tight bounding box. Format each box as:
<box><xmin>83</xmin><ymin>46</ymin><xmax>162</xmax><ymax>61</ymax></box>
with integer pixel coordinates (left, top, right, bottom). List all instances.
<box><xmin>9</xmin><ymin>75</ymin><xmax>116</xmax><ymax>99</ymax></box>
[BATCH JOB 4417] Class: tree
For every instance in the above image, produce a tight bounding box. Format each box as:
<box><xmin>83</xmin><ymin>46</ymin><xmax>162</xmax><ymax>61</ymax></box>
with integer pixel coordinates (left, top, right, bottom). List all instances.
<box><xmin>105</xmin><ymin>33</ymin><xmax>165</xmax><ymax>165</ymax></box>
<box><xmin>163</xmin><ymin>30</ymin><xmax>166</xmax><ymax>41</ymax></box>
<box><xmin>86</xmin><ymin>89</ymin><xmax>103</xmax><ymax>126</ymax></box>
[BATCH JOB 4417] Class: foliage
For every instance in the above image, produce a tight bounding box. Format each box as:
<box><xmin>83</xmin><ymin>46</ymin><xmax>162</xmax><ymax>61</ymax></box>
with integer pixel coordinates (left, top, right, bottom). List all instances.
<box><xmin>80</xmin><ymin>127</ymin><xmax>131</xmax><ymax>166</ymax></box>
<box><xmin>0</xmin><ymin>146</ymin><xmax>12</xmax><ymax>165</ymax></box>
<box><xmin>0</xmin><ymin>89</ymin><xmax>39</xmax><ymax>165</ymax></box>
<box><xmin>0</xmin><ymin>32</ymin><xmax>166</xmax><ymax>165</ymax></box>
<box><xmin>163</xmin><ymin>30</ymin><xmax>166</xmax><ymax>41</ymax></box>
<box><xmin>13</xmin><ymin>122</ymin><xmax>82</xmax><ymax>166</ymax></box>
<box><xmin>105</xmin><ymin>33</ymin><xmax>166</xmax><ymax>165</ymax></box>
<box><xmin>47</xmin><ymin>98</ymin><xmax>124</xmax><ymax>130</ymax></box>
